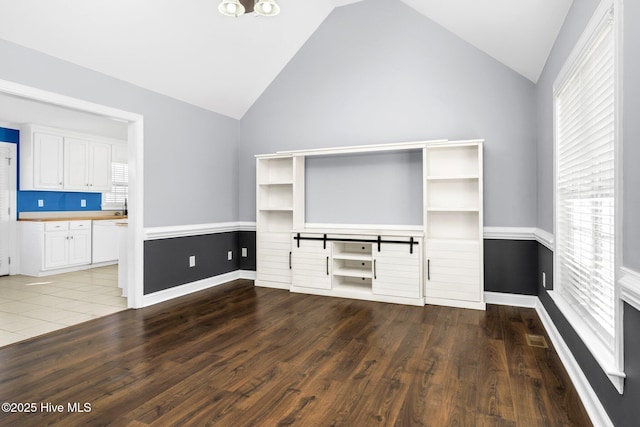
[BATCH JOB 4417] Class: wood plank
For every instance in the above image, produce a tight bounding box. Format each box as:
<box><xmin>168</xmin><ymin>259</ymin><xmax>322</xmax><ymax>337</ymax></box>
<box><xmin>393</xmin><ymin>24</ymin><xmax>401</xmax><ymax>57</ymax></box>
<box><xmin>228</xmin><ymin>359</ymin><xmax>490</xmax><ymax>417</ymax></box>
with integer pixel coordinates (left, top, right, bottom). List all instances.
<box><xmin>0</xmin><ymin>282</ymin><xmax>591</xmax><ymax>426</ymax></box>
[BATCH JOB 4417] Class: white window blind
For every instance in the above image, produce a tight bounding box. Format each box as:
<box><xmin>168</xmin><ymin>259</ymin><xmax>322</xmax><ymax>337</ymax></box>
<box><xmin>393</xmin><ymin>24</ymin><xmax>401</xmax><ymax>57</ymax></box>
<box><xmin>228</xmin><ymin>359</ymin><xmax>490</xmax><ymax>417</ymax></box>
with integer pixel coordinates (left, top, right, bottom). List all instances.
<box><xmin>555</xmin><ymin>10</ymin><xmax>615</xmax><ymax>346</ymax></box>
<box><xmin>102</xmin><ymin>162</ymin><xmax>128</xmax><ymax>209</ymax></box>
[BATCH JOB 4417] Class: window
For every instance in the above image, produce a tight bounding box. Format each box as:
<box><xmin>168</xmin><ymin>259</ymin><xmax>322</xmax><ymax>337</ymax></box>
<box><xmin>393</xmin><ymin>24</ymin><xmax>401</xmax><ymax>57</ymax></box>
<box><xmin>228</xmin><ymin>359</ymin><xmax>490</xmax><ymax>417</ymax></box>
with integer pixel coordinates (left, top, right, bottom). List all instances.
<box><xmin>553</xmin><ymin>0</ymin><xmax>622</xmax><ymax>392</ymax></box>
<box><xmin>102</xmin><ymin>162</ymin><xmax>128</xmax><ymax>210</ymax></box>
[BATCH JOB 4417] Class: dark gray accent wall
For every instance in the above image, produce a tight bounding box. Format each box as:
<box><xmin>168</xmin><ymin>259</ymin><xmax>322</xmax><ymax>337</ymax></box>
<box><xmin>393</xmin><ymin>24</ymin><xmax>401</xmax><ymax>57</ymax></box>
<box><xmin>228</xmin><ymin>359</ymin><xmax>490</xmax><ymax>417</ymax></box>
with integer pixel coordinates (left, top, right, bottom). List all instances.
<box><xmin>239</xmin><ymin>0</ymin><xmax>537</xmax><ymax>229</ymax></box>
<box><xmin>144</xmin><ymin>232</ymin><xmax>239</xmax><ymax>294</ymax></box>
<box><xmin>238</xmin><ymin>231</ymin><xmax>256</xmax><ymax>271</ymax></box>
<box><xmin>538</xmin><ymin>244</ymin><xmax>640</xmax><ymax>427</ymax></box>
<box><xmin>0</xmin><ymin>39</ymin><xmax>239</xmax><ymax>228</ymax></box>
<box><xmin>484</xmin><ymin>240</ymin><xmax>538</xmax><ymax>295</ymax></box>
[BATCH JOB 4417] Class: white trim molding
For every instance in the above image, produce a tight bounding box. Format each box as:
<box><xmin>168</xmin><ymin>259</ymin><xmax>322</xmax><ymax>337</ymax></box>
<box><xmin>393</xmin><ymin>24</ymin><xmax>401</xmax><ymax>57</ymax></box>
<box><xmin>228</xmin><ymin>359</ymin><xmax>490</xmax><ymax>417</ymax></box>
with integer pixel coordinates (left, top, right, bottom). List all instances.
<box><xmin>620</xmin><ymin>267</ymin><xmax>640</xmax><ymax>312</ymax></box>
<box><xmin>490</xmin><ymin>292</ymin><xmax>614</xmax><ymax>427</ymax></box>
<box><xmin>482</xmin><ymin>226</ymin><xmax>554</xmax><ymax>249</ymax></box>
<box><xmin>534</xmin><ymin>228</ymin><xmax>554</xmax><ymax>250</ymax></box>
<box><xmin>483</xmin><ymin>226</ymin><xmax>537</xmax><ymax>240</ymax></box>
<box><xmin>484</xmin><ymin>291</ymin><xmax>538</xmax><ymax>308</ymax></box>
<box><xmin>143</xmin><ymin>270</ymin><xmax>251</xmax><ymax>307</ymax></box>
<box><xmin>238</xmin><ymin>221</ymin><xmax>257</xmax><ymax>232</ymax></box>
<box><xmin>535</xmin><ymin>299</ymin><xmax>615</xmax><ymax>427</ymax></box>
<box><xmin>144</xmin><ymin>221</ymin><xmax>254</xmax><ymax>240</ymax></box>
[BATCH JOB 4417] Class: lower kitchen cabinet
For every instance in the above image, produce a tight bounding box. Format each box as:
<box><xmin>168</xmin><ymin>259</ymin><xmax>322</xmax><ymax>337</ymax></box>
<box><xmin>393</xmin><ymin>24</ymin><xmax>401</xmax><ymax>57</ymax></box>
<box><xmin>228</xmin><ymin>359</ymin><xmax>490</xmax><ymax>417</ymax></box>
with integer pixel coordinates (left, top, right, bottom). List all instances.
<box><xmin>20</xmin><ymin>220</ymin><xmax>92</xmax><ymax>276</ymax></box>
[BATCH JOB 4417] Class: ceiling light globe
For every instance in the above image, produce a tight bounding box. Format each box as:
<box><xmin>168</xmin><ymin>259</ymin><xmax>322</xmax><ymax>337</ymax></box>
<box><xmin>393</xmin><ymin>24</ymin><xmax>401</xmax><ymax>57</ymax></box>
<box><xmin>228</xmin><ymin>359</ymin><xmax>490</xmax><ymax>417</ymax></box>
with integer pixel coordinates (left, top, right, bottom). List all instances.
<box><xmin>219</xmin><ymin>0</ymin><xmax>245</xmax><ymax>17</ymax></box>
<box><xmin>255</xmin><ymin>0</ymin><xmax>280</xmax><ymax>16</ymax></box>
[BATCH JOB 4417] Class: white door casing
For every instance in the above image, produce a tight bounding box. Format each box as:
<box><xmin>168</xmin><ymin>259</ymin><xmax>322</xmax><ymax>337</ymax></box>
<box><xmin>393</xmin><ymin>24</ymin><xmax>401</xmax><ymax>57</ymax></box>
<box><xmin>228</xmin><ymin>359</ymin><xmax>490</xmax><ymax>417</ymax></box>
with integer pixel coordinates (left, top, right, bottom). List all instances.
<box><xmin>0</xmin><ymin>141</ymin><xmax>17</xmax><ymax>276</ymax></box>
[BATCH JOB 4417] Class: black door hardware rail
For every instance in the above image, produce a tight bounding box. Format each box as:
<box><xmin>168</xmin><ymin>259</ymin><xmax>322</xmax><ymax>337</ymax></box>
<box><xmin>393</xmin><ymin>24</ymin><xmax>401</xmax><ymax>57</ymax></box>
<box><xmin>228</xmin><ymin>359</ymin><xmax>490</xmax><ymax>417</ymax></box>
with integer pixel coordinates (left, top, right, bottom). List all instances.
<box><xmin>293</xmin><ymin>233</ymin><xmax>418</xmax><ymax>254</ymax></box>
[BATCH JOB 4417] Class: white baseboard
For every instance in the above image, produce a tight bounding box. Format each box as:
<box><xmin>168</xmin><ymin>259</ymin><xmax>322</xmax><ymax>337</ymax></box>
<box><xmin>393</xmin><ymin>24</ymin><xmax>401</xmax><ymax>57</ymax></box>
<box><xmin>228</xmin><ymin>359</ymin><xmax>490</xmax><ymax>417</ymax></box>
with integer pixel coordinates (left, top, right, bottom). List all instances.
<box><xmin>484</xmin><ymin>291</ymin><xmax>538</xmax><ymax>308</ymax></box>
<box><xmin>534</xmin><ymin>299</ymin><xmax>614</xmax><ymax>427</ymax></box>
<box><xmin>489</xmin><ymin>292</ymin><xmax>613</xmax><ymax>427</ymax></box>
<box><xmin>142</xmin><ymin>270</ymin><xmax>251</xmax><ymax>307</ymax></box>
<box><xmin>238</xmin><ymin>270</ymin><xmax>257</xmax><ymax>280</ymax></box>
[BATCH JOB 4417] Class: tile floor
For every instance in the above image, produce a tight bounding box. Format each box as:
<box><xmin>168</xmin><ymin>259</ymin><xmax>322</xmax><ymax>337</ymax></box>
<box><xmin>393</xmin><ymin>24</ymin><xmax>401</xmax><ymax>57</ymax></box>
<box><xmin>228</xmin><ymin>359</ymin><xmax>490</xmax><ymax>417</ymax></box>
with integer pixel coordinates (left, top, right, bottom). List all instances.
<box><xmin>0</xmin><ymin>265</ymin><xmax>127</xmax><ymax>347</ymax></box>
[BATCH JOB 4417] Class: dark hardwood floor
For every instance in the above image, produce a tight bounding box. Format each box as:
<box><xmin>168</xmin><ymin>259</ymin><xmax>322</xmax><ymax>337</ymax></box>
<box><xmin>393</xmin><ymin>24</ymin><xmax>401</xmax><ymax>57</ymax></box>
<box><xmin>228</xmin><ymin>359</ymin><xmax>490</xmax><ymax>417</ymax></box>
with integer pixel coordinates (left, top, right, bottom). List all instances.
<box><xmin>0</xmin><ymin>280</ymin><xmax>591</xmax><ymax>426</ymax></box>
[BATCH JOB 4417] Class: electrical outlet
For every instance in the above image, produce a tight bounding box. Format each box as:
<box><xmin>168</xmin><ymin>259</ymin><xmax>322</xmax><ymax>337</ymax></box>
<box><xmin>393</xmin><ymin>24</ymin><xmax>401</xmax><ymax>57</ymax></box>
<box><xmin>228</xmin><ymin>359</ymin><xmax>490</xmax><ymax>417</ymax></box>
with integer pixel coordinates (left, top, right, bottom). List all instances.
<box><xmin>80</xmin><ymin>199</ymin><xmax>86</xmax><ymax>207</ymax></box>
<box><xmin>38</xmin><ymin>199</ymin><xmax>44</xmax><ymax>207</ymax></box>
<box><xmin>189</xmin><ymin>255</ymin><xmax>196</xmax><ymax>267</ymax></box>
<box><xmin>241</xmin><ymin>247</ymin><xmax>248</xmax><ymax>257</ymax></box>
<box><xmin>227</xmin><ymin>251</ymin><xmax>233</xmax><ymax>261</ymax></box>
<box><xmin>543</xmin><ymin>272</ymin><xmax>546</xmax><ymax>288</ymax></box>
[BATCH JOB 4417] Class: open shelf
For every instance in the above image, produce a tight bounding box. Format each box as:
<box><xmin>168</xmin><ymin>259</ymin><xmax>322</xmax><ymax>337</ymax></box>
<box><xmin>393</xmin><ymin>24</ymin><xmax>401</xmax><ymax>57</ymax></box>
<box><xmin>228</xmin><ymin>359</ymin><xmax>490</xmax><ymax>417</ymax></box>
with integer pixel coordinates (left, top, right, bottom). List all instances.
<box><xmin>333</xmin><ymin>252</ymin><xmax>372</xmax><ymax>261</ymax></box>
<box><xmin>333</xmin><ymin>276</ymin><xmax>373</xmax><ymax>292</ymax></box>
<box><xmin>426</xmin><ymin>145</ymin><xmax>479</xmax><ymax>178</ymax></box>
<box><xmin>426</xmin><ymin>175</ymin><xmax>479</xmax><ymax>181</ymax></box>
<box><xmin>258</xmin><ymin>184</ymin><xmax>293</xmax><ymax>211</ymax></box>
<box><xmin>426</xmin><ymin>178</ymin><xmax>479</xmax><ymax>211</ymax></box>
<box><xmin>257</xmin><ymin>157</ymin><xmax>293</xmax><ymax>184</ymax></box>
<box><xmin>427</xmin><ymin>211</ymin><xmax>480</xmax><ymax>240</ymax></box>
<box><xmin>427</xmin><ymin>208</ymin><xmax>479</xmax><ymax>212</ymax></box>
<box><xmin>333</xmin><ymin>267</ymin><xmax>373</xmax><ymax>279</ymax></box>
<box><xmin>257</xmin><ymin>210</ymin><xmax>293</xmax><ymax>233</ymax></box>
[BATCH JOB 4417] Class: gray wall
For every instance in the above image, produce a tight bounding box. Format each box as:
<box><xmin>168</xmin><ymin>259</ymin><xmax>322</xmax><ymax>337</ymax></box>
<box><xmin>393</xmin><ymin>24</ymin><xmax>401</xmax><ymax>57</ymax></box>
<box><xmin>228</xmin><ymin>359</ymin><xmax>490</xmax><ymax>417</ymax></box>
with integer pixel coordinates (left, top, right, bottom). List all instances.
<box><xmin>239</xmin><ymin>0</ymin><xmax>537</xmax><ymax>228</ymax></box>
<box><xmin>306</xmin><ymin>150</ymin><xmax>423</xmax><ymax>225</ymax></box>
<box><xmin>0</xmin><ymin>39</ymin><xmax>239</xmax><ymax>228</ymax></box>
<box><xmin>535</xmin><ymin>0</ymin><xmax>600</xmax><ymax>234</ymax></box>
<box><xmin>623</xmin><ymin>0</ymin><xmax>640</xmax><ymax>271</ymax></box>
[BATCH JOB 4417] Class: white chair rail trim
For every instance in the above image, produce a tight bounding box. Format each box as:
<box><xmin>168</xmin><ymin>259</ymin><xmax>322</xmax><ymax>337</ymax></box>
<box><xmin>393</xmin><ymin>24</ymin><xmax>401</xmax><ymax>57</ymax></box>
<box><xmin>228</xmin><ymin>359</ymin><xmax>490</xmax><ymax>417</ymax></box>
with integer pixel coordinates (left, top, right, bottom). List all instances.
<box><xmin>144</xmin><ymin>221</ymin><xmax>257</xmax><ymax>240</ymax></box>
<box><xmin>620</xmin><ymin>267</ymin><xmax>640</xmax><ymax>312</ymax></box>
<box><xmin>483</xmin><ymin>227</ymin><xmax>554</xmax><ymax>249</ymax></box>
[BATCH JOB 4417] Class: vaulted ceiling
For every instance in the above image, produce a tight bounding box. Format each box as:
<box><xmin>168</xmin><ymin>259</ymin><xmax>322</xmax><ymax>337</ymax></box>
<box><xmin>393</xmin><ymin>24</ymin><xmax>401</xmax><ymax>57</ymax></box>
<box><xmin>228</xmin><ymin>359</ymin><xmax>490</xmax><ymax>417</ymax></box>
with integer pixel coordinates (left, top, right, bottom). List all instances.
<box><xmin>0</xmin><ymin>0</ymin><xmax>572</xmax><ymax>120</ymax></box>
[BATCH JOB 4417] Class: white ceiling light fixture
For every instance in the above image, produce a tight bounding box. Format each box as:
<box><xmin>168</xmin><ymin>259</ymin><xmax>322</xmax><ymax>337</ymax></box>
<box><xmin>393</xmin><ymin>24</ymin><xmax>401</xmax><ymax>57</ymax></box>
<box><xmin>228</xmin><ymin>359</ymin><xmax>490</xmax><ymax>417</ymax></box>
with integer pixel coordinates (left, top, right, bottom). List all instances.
<box><xmin>218</xmin><ymin>0</ymin><xmax>280</xmax><ymax>17</ymax></box>
<box><xmin>218</xmin><ymin>0</ymin><xmax>245</xmax><ymax>17</ymax></box>
<box><xmin>254</xmin><ymin>0</ymin><xmax>281</xmax><ymax>16</ymax></box>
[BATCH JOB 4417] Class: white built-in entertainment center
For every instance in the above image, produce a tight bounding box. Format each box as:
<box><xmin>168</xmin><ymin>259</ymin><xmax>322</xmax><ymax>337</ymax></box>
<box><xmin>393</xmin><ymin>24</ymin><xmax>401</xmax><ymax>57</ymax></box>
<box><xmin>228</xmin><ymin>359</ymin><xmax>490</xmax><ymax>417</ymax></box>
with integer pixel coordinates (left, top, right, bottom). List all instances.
<box><xmin>255</xmin><ymin>139</ymin><xmax>484</xmax><ymax>310</ymax></box>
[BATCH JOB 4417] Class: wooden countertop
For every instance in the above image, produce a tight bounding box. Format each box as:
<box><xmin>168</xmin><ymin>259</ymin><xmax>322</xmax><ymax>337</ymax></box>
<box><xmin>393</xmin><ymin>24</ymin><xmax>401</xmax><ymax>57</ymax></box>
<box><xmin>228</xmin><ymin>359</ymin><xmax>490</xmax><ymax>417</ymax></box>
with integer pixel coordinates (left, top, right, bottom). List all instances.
<box><xmin>19</xmin><ymin>216</ymin><xmax>128</xmax><ymax>222</ymax></box>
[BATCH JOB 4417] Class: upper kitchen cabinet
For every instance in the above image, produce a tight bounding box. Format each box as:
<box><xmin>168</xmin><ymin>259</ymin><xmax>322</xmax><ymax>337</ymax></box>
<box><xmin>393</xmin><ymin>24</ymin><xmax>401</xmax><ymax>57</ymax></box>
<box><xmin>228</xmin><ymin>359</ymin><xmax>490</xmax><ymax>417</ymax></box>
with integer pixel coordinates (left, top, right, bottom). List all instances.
<box><xmin>20</xmin><ymin>125</ymin><xmax>116</xmax><ymax>192</ymax></box>
<box><xmin>24</xmin><ymin>131</ymin><xmax>65</xmax><ymax>190</ymax></box>
<box><xmin>64</xmin><ymin>137</ymin><xmax>111</xmax><ymax>192</ymax></box>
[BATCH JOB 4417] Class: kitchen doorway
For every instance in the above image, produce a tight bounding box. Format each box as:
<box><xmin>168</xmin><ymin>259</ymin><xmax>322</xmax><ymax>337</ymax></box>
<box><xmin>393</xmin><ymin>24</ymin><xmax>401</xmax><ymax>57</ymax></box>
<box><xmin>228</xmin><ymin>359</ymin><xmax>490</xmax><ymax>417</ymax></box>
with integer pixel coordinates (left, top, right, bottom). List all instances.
<box><xmin>0</xmin><ymin>78</ymin><xmax>144</xmax><ymax>311</ymax></box>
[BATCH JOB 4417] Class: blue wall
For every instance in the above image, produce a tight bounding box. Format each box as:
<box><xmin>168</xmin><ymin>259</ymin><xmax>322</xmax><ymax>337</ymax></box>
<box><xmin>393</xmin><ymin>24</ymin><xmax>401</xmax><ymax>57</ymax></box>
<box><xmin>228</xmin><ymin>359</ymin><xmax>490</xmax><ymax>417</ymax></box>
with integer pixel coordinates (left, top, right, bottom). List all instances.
<box><xmin>1</xmin><ymin>126</ymin><xmax>103</xmax><ymax>213</ymax></box>
<box><xmin>17</xmin><ymin>191</ymin><xmax>102</xmax><ymax>212</ymax></box>
<box><xmin>0</xmin><ymin>127</ymin><xmax>19</xmax><ymax>143</ymax></box>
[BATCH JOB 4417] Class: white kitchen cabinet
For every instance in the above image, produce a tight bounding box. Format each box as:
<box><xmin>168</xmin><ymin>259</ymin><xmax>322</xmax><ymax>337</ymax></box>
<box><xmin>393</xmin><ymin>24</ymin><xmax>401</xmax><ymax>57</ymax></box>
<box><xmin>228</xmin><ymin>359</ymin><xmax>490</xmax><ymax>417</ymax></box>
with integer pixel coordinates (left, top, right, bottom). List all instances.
<box><xmin>20</xmin><ymin>220</ymin><xmax>93</xmax><ymax>276</ymax></box>
<box><xmin>67</xmin><ymin>222</ymin><xmax>92</xmax><ymax>266</ymax></box>
<box><xmin>20</xmin><ymin>124</ymin><xmax>117</xmax><ymax>192</ymax></box>
<box><xmin>31</xmin><ymin>132</ymin><xmax>64</xmax><ymax>190</ymax></box>
<box><xmin>64</xmin><ymin>137</ymin><xmax>111</xmax><ymax>192</ymax></box>
<box><xmin>44</xmin><ymin>230</ymin><xmax>69</xmax><ymax>269</ymax></box>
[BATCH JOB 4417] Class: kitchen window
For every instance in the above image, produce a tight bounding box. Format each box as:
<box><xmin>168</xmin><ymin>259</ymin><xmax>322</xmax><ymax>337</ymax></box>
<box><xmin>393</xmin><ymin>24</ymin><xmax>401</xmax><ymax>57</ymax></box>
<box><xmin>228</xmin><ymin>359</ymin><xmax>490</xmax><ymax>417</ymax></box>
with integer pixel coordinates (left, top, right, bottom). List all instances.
<box><xmin>102</xmin><ymin>162</ymin><xmax>128</xmax><ymax>210</ymax></box>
